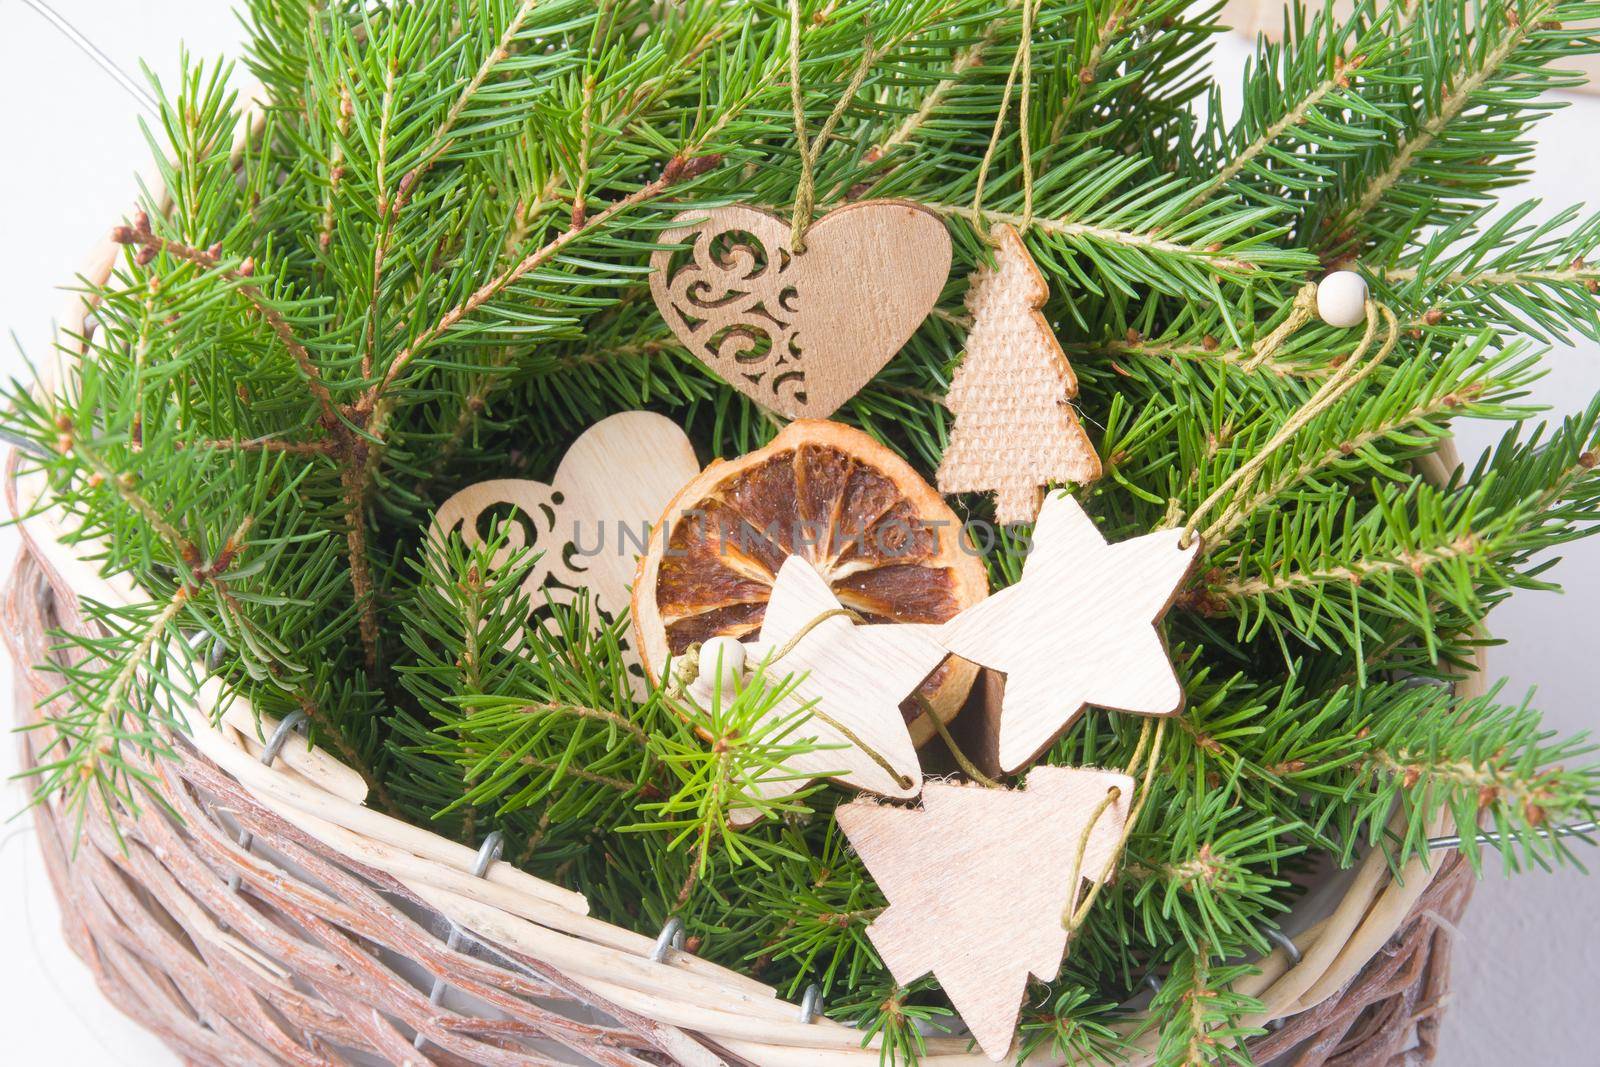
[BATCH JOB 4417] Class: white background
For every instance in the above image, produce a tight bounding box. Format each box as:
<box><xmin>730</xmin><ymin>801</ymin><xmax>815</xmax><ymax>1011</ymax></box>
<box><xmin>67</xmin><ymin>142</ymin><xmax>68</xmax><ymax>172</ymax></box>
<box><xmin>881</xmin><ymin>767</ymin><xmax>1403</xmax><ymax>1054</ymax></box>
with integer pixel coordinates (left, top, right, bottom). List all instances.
<box><xmin>0</xmin><ymin>3</ymin><xmax>1595</xmax><ymax>1064</ymax></box>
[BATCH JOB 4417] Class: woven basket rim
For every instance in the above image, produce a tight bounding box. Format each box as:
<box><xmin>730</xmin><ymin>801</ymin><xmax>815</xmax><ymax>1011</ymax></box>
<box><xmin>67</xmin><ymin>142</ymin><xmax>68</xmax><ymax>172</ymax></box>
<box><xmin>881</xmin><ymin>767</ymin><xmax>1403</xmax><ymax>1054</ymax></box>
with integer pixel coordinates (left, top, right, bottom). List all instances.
<box><xmin>1</xmin><ymin>94</ymin><xmax>1486</xmax><ymax>1065</ymax></box>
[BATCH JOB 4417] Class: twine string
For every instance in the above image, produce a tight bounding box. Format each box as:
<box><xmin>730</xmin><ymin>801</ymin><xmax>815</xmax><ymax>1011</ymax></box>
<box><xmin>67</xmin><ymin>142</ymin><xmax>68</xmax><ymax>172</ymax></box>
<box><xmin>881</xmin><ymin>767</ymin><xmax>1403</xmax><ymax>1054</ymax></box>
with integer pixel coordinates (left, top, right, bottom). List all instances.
<box><xmin>1062</xmin><ymin>784</ymin><xmax>1123</xmax><ymax>924</ymax></box>
<box><xmin>766</xmin><ymin>606</ymin><xmax>862</xmax><ymax>664</ymax></box>
<box><xmin>787</xmin><ymin>0</ymin><xmax>874</xmax><ymax>252</ymax></box>
<box><xmin>1018</xmin><ymin>0</ymin><xmax>1035</xmax><ymax>227</ymax></box>
<box><xmin>1181</xmin><ymin>298</ymin><xmax>1400</xmax><ymax>549</ymax></box>
<box><xmin>1122</xmin><ymin>718</ymin><xmax>1155</xmax><ymax>777</ymax></box>
<box><xmin>1058</xmin><ymin>719</ymin><xmax>1152</xmax><ymax>929</ymax></box>
<box><xmin>916</xmin><ymin>693</ymin><xmax>1002</xmax><ymax>788</ymax></box>
<box><xmin>787</xmin><ymin>0</ymin><xmax>816</xmax><ymax>250</ymax></box>
<box><xmin>972</xmin><ymin>0</ymin><xmax>1038</xmax><ymax>232</ymax></box>
<box><xmin>1067</xmin><ymin>719</ymin><xmax>1169</xmax><ymax>932</ymax></box>
<box><xmin>1245</xmin><ymin>282</ymin><xmax>1320</xmax><ymax>372</ymax></box>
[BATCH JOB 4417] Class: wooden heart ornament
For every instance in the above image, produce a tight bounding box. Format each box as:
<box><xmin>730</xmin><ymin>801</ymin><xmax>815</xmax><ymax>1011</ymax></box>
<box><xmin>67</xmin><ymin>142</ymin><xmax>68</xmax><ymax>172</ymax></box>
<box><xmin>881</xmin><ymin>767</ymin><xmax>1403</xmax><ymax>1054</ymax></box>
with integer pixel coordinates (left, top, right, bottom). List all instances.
<box><xmin>429</xmin><ymin>411</ymin><xmax>700</xmax><ymax>692</ymax></box>
<box><xmin>649</xmin><ymin>201</ymin><xmax>952</xmax><ymax>418</ymax></box>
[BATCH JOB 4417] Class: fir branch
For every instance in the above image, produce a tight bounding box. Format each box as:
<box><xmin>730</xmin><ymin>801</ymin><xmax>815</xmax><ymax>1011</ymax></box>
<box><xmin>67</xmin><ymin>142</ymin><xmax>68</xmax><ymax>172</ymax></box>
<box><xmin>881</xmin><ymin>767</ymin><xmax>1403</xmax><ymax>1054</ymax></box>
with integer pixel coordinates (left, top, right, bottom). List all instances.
<box><xmin>1334</xmin><ymin>683</ymin><xmax>1600</xmax><ymax>872</ymax></box>
<box><xmin>15</xmin><ymin>4</ymin><xmax>1600</xmax><ymax>1049</ymax></box>
<box><xmin>1188</xmin><ymin>53</ymin><xmax>1363</xmax><ymax>211</ymax></box>
<box><xmin>192</xmin><ymin>435</ymin><xmax>337</xmax><ymax>455</ymax></box>
<box><xmin>930</xmin><ymin>202</ymin><xmax>1273</xmax><ymax>276</ymax></box>
<box><xmin>110</xmin><ymin>212</ymin><xmax>340</xmax><ymax>425</ymax></box>
<box><xmin>317</xmin><ymin>84</ymin><xmax>351</xmax><ymax>256</ymax></box>
<box><xmin>365</xmin><ymin>154</ymin><xmax>720</xmax><ymax>404</ymax></box>
<box><xmin>1340</xmin><ymin>14</ymin><xmax>1533</xmax><ymax>228</ymax></box>
<box><xmin>1146</xmin><ymin>950</ymin><xmax>1264</xmax><ymax>1067</ymax></box>
<box><xmin>1067</xmin><ymin>334</ymin><xmax>1323</xmax><ymax>379</ymax></box>
<box><xmin>363</xmin><ymin>60</ymin><xmax>397</xmax><ymax>382</ymax></box>
<box><xmin>874</xmin><ymin>19</ymin><xmax>999</xmax><ymax>159</ymax></box>
<box><xmin>1045</xmin><ymin>0</ymin><xmax>1138</xmax><ymax>152</ymax></box>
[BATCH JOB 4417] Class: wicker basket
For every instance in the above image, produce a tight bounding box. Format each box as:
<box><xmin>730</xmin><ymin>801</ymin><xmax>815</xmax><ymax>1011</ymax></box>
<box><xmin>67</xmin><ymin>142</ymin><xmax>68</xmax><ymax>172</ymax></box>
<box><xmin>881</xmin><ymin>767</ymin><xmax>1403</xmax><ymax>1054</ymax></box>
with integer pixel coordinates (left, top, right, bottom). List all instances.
<box><xmin>3</xmin><ymin>212</ymin><xmax>1482</xmax><ymax>1067</ymax></box>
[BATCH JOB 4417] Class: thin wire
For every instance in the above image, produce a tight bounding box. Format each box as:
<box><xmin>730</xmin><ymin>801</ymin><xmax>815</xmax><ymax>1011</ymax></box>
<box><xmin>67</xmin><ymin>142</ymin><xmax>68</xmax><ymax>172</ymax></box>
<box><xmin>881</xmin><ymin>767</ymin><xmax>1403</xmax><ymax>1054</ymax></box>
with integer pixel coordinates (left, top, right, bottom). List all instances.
<box><xmin>19</xmin><ymin>0</ymin><xmax>160</xmax><ymax>114</ymax></box>
<box><xmin>1428</xmin><ymin>819</ymin><xmax>1598</xmax><ymax>852</ymax></box>
<box><xmin>416</xmin><ymin>831</ymin><xmax>505</xmax><ymax>1049</ymax></box>
<box><xmin>0</xmin><ymin>427</ymin><xmax>51</xmax><ymax>458</ymax></box>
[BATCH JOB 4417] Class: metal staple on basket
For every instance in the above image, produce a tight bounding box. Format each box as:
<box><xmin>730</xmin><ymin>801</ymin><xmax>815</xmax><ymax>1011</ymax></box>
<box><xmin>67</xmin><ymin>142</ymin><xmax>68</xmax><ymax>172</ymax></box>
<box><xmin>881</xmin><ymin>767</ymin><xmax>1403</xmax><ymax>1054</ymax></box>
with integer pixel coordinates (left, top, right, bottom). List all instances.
<box><xmin>225</xmin><ymin>710</ymin><xmax>307</xmax><ymax>896</ymax></box>
<box><xmin>414</xmin><ymin>831</ymin><xmax>505</xmax><ymax>1050</ymax></box>
<box><xmin>651</xmin><ymin>915</ymin><xmax>686</xmax><ymax>964</ymax></box>
<box><xmin>799</xmin><ymin>983</ymin><xmax>824</xmax><ymax>1024</ymax></box>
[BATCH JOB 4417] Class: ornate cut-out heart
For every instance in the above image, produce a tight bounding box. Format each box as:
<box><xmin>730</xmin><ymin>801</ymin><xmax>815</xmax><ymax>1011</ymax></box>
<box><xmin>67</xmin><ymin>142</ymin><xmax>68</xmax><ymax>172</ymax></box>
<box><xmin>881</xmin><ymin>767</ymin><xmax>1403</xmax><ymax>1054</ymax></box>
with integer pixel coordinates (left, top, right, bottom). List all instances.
<box><xmin>649</xmin><ymin>200</ymin><xmax>952</xmax><ymax>419</ymax></box>
<box><xmin>429</xmin><ymin>411</ymin><xmax>700</xmax><ymax>693</ymax></box>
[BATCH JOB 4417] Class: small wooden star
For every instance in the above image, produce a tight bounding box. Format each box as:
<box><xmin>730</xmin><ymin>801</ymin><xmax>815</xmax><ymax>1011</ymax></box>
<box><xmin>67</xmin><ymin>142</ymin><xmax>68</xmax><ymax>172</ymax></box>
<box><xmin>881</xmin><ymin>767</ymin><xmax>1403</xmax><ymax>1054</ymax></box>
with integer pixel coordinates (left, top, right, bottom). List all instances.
<box><xmin>732</xmin><ymin>556</ymin><xmax>948</xmax><ymax>824</ymax></box>
<box><xmin>939</xmin><ymin>491</ymin><xmax>1199</xmax><ymax>772</ymax></box>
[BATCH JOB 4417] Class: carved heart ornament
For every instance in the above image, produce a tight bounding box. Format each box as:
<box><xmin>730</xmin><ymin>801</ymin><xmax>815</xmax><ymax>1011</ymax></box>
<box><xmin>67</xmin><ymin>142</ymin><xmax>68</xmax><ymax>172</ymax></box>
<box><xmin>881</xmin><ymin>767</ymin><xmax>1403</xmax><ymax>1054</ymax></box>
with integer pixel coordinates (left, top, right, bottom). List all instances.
<box><xmin>428</xmin><ymin>411</ymin><xmax>700</xmax><ymax>693</ymax></box>
<box><xmin>648</xmin><ymin>201</ymin><xmax>952</xmax><ymax>418</ymax></box>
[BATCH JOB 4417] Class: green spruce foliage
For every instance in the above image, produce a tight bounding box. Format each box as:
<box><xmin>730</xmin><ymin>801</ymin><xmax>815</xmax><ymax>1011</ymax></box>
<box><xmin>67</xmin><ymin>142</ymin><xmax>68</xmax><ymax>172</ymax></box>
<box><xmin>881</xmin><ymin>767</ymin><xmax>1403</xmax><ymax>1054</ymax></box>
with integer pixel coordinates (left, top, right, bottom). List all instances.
<box><xmin>7</xmin><ymin>1</ymin><xmax>1600</xmax><ymax>1061</ymax></box>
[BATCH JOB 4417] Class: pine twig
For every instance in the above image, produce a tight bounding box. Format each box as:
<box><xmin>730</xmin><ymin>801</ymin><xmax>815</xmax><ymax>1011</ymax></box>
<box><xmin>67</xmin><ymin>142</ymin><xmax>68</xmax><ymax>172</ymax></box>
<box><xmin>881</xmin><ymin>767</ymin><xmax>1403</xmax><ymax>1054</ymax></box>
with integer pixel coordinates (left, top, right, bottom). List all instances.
<box><xmin>111</xmin><ymin>213</ymin><xmax>340</xmax><ymax>426</ymax></box>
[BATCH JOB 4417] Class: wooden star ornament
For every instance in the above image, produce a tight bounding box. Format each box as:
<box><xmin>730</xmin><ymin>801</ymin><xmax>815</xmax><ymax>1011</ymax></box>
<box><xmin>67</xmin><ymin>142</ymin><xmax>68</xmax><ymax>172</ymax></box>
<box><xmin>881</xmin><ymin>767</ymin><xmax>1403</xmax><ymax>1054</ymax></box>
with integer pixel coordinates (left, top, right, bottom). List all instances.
<box><xmin>837</xmin><ymin>766</ymin><xmax>1134</xmax><ymax>1060</ymax></box>
<box><xmin>938</xmin><ymin>491</ymin><xmax>1199</xmax><ymax>773</ymax></box>
<box><xmin>728</xmin><ymin>556</ymin><xmax>949</xmax><ymax>825</ymax></box>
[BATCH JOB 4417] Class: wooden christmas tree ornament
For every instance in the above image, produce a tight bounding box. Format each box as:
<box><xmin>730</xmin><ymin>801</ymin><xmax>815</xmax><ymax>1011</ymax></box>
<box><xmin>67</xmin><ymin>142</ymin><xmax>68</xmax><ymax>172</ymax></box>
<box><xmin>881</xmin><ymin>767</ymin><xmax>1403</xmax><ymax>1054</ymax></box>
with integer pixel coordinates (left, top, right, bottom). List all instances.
<box><xmin>648</xmin><ymin>201</ymin><xmax>952</xmax><ymax>419</ymax></box>
<box><xmin>937</xmin><ymin>223</ymin><xmax>1101</xmax><ymax>524</ymax></box>
<box><xmin>727</xmin><ymin>556</ymin><xmax>950</xmax><ymax>826</ymax></box>
<box><xmin>837</xmin><ymin>766</ymin><xmax>1134</xmax><ymax>1060</ymax></box>
<box><xmin>939</xmin><ymin>491</ymin><xmax>1199</xmax><ymax>772</ymax></box>
<box><xmin>429</xmin><ymin>411</ymin><xmax>699</xmax><ymax>689</ymax></box>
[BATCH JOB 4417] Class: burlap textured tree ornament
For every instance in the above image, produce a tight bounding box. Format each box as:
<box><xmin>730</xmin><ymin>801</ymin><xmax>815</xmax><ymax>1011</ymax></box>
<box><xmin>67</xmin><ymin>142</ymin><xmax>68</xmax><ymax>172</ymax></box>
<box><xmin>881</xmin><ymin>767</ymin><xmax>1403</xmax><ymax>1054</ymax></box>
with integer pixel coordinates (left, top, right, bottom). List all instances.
<box><xmin>937</xmin><ymin>224</ymin><xmax>1102</xmax><ymax>524</ymax></box>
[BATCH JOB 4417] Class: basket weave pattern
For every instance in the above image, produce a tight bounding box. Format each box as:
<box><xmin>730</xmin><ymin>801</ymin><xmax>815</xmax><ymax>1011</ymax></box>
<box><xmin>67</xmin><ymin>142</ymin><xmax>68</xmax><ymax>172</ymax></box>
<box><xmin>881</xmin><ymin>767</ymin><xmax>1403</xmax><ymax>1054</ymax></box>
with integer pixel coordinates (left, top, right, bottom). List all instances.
<box><xmin>7</xmin><ymin>533</ymin><xmax>1474</xmax><ymax>1067</ymax></box>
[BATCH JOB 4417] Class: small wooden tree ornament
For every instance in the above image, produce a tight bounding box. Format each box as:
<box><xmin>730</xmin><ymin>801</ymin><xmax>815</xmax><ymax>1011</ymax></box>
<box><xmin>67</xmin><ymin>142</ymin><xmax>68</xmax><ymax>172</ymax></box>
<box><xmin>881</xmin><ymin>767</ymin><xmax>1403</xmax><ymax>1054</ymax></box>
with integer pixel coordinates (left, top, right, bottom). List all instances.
<box><xmin>429</xmin><ymin>411</ymin><xmax>700</xmax><ymax>691</ymax></box>
<box><xmin>727</xmin><ymin>556</ymin><xmax>949</xmax><ymax>825</ymax></box>
<box><xmin>648</xmin><ymin>201</ymin><xmax>952</xmax><ymax>419</ymax></box>
<box><xmin>937</xmin><ymin>223</ymin><xmax>1101</xmax><ymax>524</ymax></box>
<box><xmin>837</xmin><ymin>766</ymin><xmax>1134</xmax><ymax>1060</ymax></box>
<box><xmin>938</xmin><ymin>491</ymin><xmax>1199</xmax><ymax>773</ymax></box>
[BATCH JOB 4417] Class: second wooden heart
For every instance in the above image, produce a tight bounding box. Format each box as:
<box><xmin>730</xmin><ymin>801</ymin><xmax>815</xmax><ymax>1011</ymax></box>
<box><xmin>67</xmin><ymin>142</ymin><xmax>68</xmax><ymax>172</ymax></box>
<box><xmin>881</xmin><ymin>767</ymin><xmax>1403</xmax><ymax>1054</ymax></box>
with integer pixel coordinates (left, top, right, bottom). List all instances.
<box><xmin>429</xmin><ymin>411</ymin><xmax>700</xmax><ymax>694</ymax></box>
<box><xmin>649</xmin><ymin>201</ymin><xmax>952</xmax><ymax>419</ymax></box>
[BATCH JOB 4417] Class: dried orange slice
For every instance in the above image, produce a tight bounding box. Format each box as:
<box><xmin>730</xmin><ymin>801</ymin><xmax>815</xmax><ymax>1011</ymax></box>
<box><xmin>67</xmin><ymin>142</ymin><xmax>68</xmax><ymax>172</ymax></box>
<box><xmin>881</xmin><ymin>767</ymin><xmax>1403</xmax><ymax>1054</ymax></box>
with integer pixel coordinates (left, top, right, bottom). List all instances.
<box><xmin>633</xmin><ymin>420</ymin><xmax>988</xmax><ymax>740</ymax></box>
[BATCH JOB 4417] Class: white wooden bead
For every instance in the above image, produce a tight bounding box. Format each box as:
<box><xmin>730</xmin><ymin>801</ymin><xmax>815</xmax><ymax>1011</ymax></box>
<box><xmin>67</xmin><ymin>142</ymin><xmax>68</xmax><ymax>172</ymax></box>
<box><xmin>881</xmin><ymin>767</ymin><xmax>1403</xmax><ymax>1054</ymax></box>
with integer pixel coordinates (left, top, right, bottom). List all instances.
<box><xmin>1316</xmin><ymin>270</ymin><xmax>1369</xmax><ymax>328</ymax></box>
<box><xmin>698</xmin><ymin>635</ymin><xmax>747</xmax><ymax>694</ymax></box>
